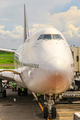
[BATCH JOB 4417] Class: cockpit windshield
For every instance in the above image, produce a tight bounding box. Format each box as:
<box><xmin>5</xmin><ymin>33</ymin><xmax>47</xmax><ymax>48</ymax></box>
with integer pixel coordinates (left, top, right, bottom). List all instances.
<box><xmin>38</xmin><ymin>34</ymin><xmax>63</xmax><ymax>40</ymax></box>
<box><xmin>38</xmin><ymin>34</ymin><xmax>51</xmax><ymax>40</ymax></box>
<box><xmin>43</xmin><ymin>34</ymin><xmax>51</xmax><ymax>39</ymax></box>
<box><xmin>53</xmin><ymin>34</ymin><xmax>63</xmax><ymax>39</ymax></box>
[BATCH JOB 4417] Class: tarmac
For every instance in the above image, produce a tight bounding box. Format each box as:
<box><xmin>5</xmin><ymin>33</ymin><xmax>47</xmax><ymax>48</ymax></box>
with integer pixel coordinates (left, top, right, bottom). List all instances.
<box><xmin>0</xmin><ymin>89</ymin><xmax>80</xmax><ymax>120</ymax></box>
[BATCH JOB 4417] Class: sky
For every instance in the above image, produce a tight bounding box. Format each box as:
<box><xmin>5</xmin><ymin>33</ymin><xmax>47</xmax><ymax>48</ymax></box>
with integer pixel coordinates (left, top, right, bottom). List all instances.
<box><xmin>0</xmin><ymin>0</ymin><xmax>80</xmax><ymax>49</ymax></box>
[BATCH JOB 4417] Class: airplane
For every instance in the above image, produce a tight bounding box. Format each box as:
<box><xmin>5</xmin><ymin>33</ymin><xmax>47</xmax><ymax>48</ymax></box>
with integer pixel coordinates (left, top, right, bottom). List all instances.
<box><xmin>0</xmin><ymin>4</ymin><xmax>74</xmax><ymax>119</ymax></box>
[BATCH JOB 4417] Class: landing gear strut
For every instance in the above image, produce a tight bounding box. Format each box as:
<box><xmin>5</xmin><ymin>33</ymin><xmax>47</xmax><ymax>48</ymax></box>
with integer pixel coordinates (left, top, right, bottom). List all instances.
<box><xmin>3</xmin><ymin>89</ymin><xmax>6</xmax><ymax>98</ymax></box>
<box><xmin>18</xmin><ymin>88</ymin><xmax>21</xmax><ymax>96</ymax></box>
<box><xmin>43</xmin><ymin>95</ymin><xmax>56</xmax><ymax>119</ymax></box>
<box><xmin>24</xmin><ymin>88</ymin><xmax>28</xmax><ymax>96</ymax></box>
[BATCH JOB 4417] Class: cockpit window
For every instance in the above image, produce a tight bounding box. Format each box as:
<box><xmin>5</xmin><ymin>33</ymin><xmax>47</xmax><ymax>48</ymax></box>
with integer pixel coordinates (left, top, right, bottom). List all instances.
<box><xmin>38</xmin><ymin>34</ymin><xmax>51</xmax><ymax>40</ymax></box>
<box><xmin>38</xmin><ymin>35</ymin><xmax>43</xmax><ymax>40</ymax></box>
<box><xmin>38</xmin><ymin>34</ymin><xmax>63</xmax><ymax>40</ymax></box>
<box><xmin>43</xmin><ymin>34</ymin><xmax>51</xmax><ymax>39</ymax></box>
<box><xmin>53</xmin><ymin>34</ymin><xmax>63</xmax><ymax>40</ymax></box>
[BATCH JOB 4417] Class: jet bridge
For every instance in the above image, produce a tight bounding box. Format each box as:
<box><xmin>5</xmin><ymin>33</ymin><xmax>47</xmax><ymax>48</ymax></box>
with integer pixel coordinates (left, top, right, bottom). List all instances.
<box><xmin>70</xmin><ymin>46</ymin><xmax>80</xmax><ymax>90</ymax></box>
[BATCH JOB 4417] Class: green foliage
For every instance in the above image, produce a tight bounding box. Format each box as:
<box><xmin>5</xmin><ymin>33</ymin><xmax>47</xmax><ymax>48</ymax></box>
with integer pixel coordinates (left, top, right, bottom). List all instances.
<box><xmin>0</xmin><ymin>66</ymin><xmax>14</xmax><ymax>69</ymax></box>
<box><xmin>0</xmin><ymin>51</ymin><xmax>14</xmax><ymax>54</ymax></box>
<box><xmin>0</xmin><ymin>51</ymin><xmax>14</xmax><ymax>56</ymax></box>
<box><xmin>0</xmin><ymin>57</ymin><xmax>14</xmax><ymax>64</ymax></box>
<box><xmin>0</xmin><ymin>52</ymin><xmax>14</xmax><ymax>69</ymax></box>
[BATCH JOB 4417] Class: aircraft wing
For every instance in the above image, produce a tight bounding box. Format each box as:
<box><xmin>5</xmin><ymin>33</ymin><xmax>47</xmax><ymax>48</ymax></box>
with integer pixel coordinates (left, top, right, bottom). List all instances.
<box><xmin>0</xmin><ymin>48</ymin><xmax>15</xmax><ymax>53</ymax></box>
<box><xmin>0</xmin><ymin>70</ymin><xmax>19</xmax><ymax>81</ymax></box>
<box><xmin>0</xmin><ymin>69</ymin><xmax>27</xmax><ymax>87</ymax></box>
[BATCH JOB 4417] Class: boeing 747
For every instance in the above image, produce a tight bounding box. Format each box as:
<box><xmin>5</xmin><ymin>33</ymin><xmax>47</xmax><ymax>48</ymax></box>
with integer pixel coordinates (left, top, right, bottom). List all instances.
<box><xmin>0</xmin><ymin>4</ymin><xmax>74</xmax><ymax>119</ymax></box>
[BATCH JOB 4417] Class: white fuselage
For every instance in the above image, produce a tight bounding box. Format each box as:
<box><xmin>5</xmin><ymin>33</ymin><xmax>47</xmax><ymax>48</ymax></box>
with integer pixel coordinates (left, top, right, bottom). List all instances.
<box><xmin>14</xmin><ymin>28</ymin><xmax>74</xmax><ymax>95</ymax></box>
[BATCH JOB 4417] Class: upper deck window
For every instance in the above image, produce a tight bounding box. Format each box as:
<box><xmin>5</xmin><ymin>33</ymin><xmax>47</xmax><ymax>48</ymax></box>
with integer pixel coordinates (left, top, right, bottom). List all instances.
<box><xmin>52</xmin><ymin>34</ymin><xmax>63</xmax><ymax>40</ymax></box>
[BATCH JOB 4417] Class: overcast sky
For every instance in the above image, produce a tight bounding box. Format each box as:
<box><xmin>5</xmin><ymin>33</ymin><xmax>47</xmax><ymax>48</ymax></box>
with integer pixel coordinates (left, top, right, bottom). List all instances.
<box><xmin>0</xmin><ymin>0</ymin><xmax>80</xmax><ymax>49</ymax></box>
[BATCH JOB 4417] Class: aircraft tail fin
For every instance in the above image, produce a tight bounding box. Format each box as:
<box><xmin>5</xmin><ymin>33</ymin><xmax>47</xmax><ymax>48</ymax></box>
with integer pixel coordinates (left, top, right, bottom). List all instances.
<box><xmin>24</xmin><ymin>4</ymin><xmax>29</xmax><ymax>43</ymax></box>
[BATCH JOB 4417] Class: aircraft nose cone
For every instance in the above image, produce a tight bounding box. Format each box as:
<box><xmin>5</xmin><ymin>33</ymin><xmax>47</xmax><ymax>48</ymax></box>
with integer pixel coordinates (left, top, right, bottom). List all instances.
<box><xmin>44</xmin><ymin>57</ymin><xmax>71</xmax><ymax>94</ymax></box>
<box><xmin>44</xmin><ymin>57</ymin><xmax>68</xmax><ymax>81</ymax></box>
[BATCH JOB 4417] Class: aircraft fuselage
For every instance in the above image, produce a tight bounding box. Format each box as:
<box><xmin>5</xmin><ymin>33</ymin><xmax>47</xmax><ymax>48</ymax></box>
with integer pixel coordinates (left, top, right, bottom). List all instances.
<box><xmin>14</xmin><ymin>28</ymin><xmax>74</xmax><ymax>95</ymax></box>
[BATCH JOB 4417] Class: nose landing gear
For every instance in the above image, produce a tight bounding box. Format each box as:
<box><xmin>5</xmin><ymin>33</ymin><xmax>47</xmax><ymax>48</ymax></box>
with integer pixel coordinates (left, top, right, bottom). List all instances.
<box><xmin>43</xmin><ymin>95</ymin><xmax>56</xmax><ymax>119</ymax></box>
<box><xmin>52</xmin><ymin>107</ymin><xmax>56</xmax><ymax>119</ymax></box>
<box><xmin>32</xmin><ymin>92</ymin><xmax>56</xmax><ymax>119</ymax></box>
<box><xmin>43</xmin><ymin>106</ymin><xmax>48</xmax><ymax>118</ymax></box>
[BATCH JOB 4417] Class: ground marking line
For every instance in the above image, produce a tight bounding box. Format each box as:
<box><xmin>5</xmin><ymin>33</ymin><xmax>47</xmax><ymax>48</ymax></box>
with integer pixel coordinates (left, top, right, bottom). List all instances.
<box><xmin>56</xmin><ymin>117</ymin><xmax>73</xmax><ymax>118</ymax></box>
<box><xmin>57</xmin><ymin>111</ymin><xmax>80</xmax><ymax>113</ymax></box>
<box><xmin>38</xmin><ymin>102</ymin><xmax>43</xmax><ymax>111</ymax></box>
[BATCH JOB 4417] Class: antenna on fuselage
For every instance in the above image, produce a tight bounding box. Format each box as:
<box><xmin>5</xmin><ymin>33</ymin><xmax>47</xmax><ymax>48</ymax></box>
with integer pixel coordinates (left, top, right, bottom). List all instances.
<box><xmin>24</xmin><ymin>4</ymin><xmax>29</xmax><ymax>43</ymax></box>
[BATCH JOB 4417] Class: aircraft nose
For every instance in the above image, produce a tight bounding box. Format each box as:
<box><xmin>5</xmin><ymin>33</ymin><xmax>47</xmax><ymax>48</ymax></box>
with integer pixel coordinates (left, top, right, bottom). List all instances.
<box><xmin>44</xmin><ymin>57</ymin><xmax>68</xmax><ymax>81</ymax></box>
<box><xmin>44</xmin><ymin>57</ymin><xmax>71</xmax><ymax>94</ymax></box>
